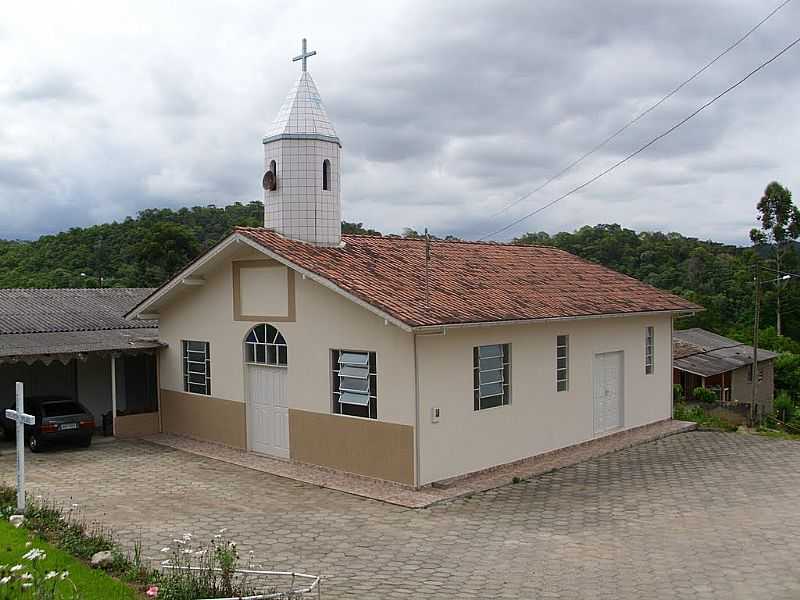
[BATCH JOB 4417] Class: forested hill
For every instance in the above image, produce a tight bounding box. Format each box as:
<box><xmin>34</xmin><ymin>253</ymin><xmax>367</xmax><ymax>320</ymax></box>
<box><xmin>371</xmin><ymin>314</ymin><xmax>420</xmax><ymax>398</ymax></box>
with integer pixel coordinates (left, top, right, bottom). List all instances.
<box><xmin>1</xmin><ymin>202</ymin><xmax>796</xmax><ymax>343</ymax></box>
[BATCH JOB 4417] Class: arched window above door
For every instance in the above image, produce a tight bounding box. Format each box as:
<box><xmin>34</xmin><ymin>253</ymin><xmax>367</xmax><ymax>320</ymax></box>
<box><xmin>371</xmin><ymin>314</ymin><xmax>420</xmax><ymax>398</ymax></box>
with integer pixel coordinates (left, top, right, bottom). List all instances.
<box><xmin>245</xmin><ymin>324</ymin><xmax>287</xmax><ymax>366</ymax></box>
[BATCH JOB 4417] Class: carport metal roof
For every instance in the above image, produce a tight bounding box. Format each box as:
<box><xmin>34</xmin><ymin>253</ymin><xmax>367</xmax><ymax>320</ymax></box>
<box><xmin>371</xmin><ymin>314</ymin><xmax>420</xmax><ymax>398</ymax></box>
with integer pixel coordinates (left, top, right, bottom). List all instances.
<box><xmin>0</xmin><ymin>328</ymin><xmax>162</xmax><ymax>364</ymax></box>
<box><xmin>0</xmin><ymin>288</ymin><xmax>162</xmax><ymax>364</ymax></box>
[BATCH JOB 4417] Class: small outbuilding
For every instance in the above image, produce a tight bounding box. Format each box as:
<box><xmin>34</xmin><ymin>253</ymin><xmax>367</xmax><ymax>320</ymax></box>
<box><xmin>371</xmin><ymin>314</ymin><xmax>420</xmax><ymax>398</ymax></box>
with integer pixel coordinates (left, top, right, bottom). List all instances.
<box><xmin>672</xmin><ymin>328</ymin><xmax>776</xmax><ymax>412</ymax></box>
<box><xmin>0</xmin><ymin>288</ymin><xmax>163</xmax><ymax>438</ymax></box>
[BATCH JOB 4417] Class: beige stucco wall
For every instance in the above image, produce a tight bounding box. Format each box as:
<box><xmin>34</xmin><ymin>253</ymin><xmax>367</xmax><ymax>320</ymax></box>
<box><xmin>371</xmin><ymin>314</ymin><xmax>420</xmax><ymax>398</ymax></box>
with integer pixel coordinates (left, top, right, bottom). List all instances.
<box><xmin>415</xmin><ymin>314</ymin><xmax>674</xmax><ymax>485</ymax></box>
<box><xmin>156</xmin><ymin>244</ymin><xmax>416</xmax><ymax>453</ymax></box>
<box><xmin>730</xmin><ymin>360</ymin><xmax>774</xmax><ymax>413</ymax></box>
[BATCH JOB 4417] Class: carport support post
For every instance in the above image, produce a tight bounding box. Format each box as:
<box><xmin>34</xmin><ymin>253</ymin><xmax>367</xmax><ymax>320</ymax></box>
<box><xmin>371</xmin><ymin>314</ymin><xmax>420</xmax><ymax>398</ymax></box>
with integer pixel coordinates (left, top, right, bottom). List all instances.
<box><xmin>111</xmin><ymin>355</ymin><xmax>117</xmax><ymax>436</ymax></box>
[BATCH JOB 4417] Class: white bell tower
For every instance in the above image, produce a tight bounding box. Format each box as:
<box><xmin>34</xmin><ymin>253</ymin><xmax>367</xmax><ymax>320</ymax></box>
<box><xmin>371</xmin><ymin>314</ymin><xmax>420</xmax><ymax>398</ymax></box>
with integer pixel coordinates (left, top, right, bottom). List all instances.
<box><xmin>262</xmin><ymin>39</ymin><xmax>342</xmax><ymax>246</ymax></box>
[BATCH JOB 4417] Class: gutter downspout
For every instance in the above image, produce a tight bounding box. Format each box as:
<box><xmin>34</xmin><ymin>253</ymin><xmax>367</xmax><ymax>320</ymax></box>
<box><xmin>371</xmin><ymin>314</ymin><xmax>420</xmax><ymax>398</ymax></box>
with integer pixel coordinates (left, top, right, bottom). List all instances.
<box><xmin>413</xmin><ymin>333</ymin><xmax>421</xmax><ymax>489</ymax></box>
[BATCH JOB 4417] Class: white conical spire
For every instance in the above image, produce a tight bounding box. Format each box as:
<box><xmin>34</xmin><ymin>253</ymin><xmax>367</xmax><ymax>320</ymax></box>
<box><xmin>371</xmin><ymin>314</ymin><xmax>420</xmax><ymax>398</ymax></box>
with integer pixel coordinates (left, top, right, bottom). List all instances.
<box><xmin>263</xmin><ymin>71</ymin><xmax>340</xmax><ymax>146</ymax></box>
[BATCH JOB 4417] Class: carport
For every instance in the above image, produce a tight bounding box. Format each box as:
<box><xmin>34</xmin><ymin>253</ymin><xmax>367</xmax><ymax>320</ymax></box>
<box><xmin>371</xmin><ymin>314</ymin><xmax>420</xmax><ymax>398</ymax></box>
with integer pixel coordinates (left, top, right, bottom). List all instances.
<box><xmin>0</xmin><ymin>289</ymin><xmax>163</xmax><ymax>437</ymax></box>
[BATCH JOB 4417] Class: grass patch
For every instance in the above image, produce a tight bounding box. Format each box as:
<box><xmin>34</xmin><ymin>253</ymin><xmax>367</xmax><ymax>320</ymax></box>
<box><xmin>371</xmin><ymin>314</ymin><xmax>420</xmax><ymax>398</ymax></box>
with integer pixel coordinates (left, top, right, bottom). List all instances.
<box><xmin>755</xmin><ymin>427</ymin><xmax>800</xmax><ymax>441</ymax></box>
<box><xmin>0</xmin><ymin>519</ymin><xmax>139</xmax><ymax>599</ymax></box>
<box><xmin>673</xmin><ymin>403</ymin><xmax>738</xmax><ymax>432</ymax></box>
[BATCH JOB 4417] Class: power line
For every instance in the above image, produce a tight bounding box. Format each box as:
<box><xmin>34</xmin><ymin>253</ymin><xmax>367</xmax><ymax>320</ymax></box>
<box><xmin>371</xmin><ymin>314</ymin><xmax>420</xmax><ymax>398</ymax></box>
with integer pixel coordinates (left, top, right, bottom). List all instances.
<box><xmin>478</xmin><ymin>34</ymin><xmax>800</xmax><ymax>241</ymax></box>
<box><xmin>485</xmin><ymin>0</ymin><xmax>794</xmax><ymax>222</ymax></box>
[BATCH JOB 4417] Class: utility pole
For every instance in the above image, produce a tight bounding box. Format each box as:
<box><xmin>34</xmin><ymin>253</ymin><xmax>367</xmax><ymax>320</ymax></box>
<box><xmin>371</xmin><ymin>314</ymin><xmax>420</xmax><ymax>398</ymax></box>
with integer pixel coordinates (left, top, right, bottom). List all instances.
<box><xmin>776</xmin><ymin>245</ymin><xmax>782</xmax><ymax>336</ymax></box>
<box><xmin>751</xmin><ymin>267</ymin><xmax>760</xmax><ymax>425</ymax></box>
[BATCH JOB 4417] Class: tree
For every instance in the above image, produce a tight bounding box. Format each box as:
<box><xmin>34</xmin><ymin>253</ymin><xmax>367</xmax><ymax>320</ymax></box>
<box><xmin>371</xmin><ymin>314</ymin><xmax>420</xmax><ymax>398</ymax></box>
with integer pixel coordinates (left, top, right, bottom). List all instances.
<box><xmin>133</xmin><ymin>222</ymin><xmax>200</xmax><ymax>287</ymax></box>
<box><xmin>750</xmin><ymin>182</ymin><xmax>799</xmax><ymax>336</ymax></box>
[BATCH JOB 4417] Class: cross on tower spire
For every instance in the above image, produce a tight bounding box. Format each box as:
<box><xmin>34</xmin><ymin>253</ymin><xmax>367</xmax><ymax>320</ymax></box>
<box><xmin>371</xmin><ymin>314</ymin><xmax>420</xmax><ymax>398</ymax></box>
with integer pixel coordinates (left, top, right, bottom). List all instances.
<box><xmin>293</xmin><ymin>38</ymin><xmax>316</xmax><ymax>72</ymax></box>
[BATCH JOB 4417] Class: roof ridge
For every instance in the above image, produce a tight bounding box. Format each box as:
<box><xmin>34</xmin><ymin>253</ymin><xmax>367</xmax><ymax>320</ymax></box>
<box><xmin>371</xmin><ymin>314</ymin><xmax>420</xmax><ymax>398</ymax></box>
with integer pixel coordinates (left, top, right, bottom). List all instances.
<box><xmin>235</xmin><ymin>226</ymin><xmax>556</xmax><ymax>250</ymax></box>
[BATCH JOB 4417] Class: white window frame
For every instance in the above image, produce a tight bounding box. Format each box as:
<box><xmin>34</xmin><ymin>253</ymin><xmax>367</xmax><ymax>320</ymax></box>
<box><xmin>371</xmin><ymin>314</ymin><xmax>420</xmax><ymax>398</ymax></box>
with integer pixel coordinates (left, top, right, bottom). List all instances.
<box><xmin>183</xmin><ymin>340</ymin><xmax>211</xmax><ymax>395</ymax></box>
<box><xmin>556</xmin><ymin>335</ymin><xmax>569</xmax><ymax>392</ymax></box>
<box><xmin>331</xmin><ymin>349</ymin><xmax>377</xmax><ymax>419</ymax></box>
<box><xmin>473</xmin><ymin>343</ymin><xmax>511</xmax><ymax>411</ymax></box>
<box><xmin>645</xmin><ymin>326</ymin><xmax>654</xmax><ymax>375</ymax></box>
<box><xmin>245</xmin><ymin>324</ymin><xmax>288</xmax><ymax>367</ymax></box>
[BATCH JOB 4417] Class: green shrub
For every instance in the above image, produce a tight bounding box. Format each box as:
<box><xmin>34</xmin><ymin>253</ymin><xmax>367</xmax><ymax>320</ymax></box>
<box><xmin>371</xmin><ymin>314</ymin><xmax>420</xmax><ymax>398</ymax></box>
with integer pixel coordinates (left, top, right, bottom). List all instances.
<box><xmin>774</xmin><ymin>391</ymin><xmax>795</xmax><ymax>422</ymax></box>
<box><xmin>673</xmin><ymin>402</ymin><xmax>737</xmax><ymax>431</ymax></box>
<box><xmin>692</xmin><ymin>387</ymin><xmax>718</xmax><ymax>404</ymax></box>
<box><xmin>673</xmin><ymin>383</ymin><xmax>684</xmax><ymax>403</ymax></box>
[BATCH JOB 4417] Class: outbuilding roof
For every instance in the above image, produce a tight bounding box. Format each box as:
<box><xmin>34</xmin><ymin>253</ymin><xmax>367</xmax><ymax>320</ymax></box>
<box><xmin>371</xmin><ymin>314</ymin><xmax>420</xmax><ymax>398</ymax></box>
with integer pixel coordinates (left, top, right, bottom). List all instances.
<box><xmin>672</xmin><ymin>328</ymin><xmax>777</xmax><ymax>377</ymax></box>
<box><xmin>0</xmin><ymin>288</ymin><xmax>156</xmax><ymax>335</ymax></box>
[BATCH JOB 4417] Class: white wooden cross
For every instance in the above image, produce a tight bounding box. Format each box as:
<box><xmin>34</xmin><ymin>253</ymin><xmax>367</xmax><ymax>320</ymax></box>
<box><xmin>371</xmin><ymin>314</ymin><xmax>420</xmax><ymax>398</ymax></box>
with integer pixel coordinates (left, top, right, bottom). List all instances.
<box><xmin>5</xmin><ymin>382</ymin><xmax>34</xmax><ymax>513</ymax></box>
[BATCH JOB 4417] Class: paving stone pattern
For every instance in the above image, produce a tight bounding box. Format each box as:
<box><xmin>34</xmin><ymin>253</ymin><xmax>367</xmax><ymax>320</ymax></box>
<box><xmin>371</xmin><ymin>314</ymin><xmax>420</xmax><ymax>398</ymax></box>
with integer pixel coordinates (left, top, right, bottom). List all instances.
<box><xmin>3</xmin><ymin>431</ymin><xmax>800</xmax><ymax>599</ymax></box>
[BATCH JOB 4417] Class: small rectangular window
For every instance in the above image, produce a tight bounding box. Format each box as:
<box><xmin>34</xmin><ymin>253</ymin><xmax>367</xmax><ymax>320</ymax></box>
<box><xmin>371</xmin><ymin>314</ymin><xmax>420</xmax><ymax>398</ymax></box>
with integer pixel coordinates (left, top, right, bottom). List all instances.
<box><xmin>645</xmin><ymin>326</ymin><xmax>654</xmax><ymax>375</ymax></box>
<box><xmin>747</xmin><ymin>365</ymin><xmax>764</xmax><ymax>382</ymax></box>
<box><xmin>556</xmin><ymin>335</ymin><xmax>569</xmax><ymax>392</ymax></box>
<box><xmin>183</xmin><ymin>340</ymin><xmax>211</xmax><ymax>395</ymax></box>
<box><xmin>473</xmin><ymin>344</ymin><xmax>511</xmax><ymax>410</ymax></box>
<box><xmin>332</xmin><ymin>350</ymin><xmax>377</xmax><ymax>419</ymax></box>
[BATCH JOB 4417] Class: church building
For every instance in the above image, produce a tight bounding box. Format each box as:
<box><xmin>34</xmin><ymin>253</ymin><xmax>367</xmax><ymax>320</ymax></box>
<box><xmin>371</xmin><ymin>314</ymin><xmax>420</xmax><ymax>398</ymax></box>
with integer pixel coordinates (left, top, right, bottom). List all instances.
<box><xmin>126</xmin><ymin>41</ymin><xmax>700</xmax><ymax>487</ymax></box>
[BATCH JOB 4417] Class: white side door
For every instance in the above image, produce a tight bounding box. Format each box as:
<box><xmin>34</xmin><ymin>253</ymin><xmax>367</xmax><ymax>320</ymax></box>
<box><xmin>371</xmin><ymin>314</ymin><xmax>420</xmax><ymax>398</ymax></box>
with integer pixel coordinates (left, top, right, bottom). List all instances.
<box><xmin>593</xmin><ymin>351</ymin><xmax>624</xmax><ymax>434</ymax></box>
<box><xmin>246</xmin><ymin>364</ymin><xmax>289</xmax><ymax>459</ymax></box>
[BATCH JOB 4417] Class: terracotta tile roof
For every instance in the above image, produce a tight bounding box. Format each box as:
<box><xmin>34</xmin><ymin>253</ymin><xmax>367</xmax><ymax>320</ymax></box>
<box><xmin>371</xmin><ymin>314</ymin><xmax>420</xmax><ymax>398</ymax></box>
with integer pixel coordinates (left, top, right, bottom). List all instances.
<box><xmin>237</xmin><ymin>228</ymin><xmax>701</xmax><ymax>328</ymax></box>
<box><xmin>0</xmin><ymin>288</ymin><xmax>157</xmax><ymax>335</ymax></box>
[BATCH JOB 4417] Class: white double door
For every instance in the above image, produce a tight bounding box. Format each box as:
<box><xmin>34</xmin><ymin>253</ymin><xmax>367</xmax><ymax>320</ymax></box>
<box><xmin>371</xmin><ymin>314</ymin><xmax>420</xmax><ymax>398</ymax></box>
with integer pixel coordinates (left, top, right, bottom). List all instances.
<box><xmin>593</xmin><ymin>351</ymin><xmax>624</xmax><ymax>435</ymax></box>
<box><xmin>246</xmin><ymin>364</ymin><xmax>289</xmax><ymax>459</ymax></box>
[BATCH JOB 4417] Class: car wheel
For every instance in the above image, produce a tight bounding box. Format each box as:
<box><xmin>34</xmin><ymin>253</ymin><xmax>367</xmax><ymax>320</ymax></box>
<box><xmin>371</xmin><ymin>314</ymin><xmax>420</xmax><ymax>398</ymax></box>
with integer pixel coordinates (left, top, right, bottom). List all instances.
<box><xmin>28</xmin><ymin>434</ymin><xmax>42</xmax><ymax>453</ymax></box>
<box><xmin>79</xmin><ymin>436</ymin><xmax>92</xmax><ymax>448</ymax></box>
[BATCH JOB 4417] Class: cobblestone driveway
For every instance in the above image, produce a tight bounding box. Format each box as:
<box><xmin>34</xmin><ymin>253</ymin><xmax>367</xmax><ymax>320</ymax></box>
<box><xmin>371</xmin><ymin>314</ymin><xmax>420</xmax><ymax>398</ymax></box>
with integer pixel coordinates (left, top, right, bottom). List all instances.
<box><xmin>3</xmin><ymin>431</ymin><xmax>800</xmax><ymax>599</ymax></box>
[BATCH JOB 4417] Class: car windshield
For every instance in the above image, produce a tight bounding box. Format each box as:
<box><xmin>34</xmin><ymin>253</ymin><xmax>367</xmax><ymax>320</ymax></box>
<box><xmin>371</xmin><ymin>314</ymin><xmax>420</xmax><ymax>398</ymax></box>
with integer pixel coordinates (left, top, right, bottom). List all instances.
<box><xmin>41</xmin><ymin>402</ymin><xmax>84</xmax><ymax>417</ymax></box>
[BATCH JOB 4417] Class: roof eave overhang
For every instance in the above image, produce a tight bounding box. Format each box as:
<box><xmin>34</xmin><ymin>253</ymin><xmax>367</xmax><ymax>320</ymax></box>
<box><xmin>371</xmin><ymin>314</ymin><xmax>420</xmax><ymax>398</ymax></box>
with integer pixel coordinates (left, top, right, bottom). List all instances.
<box><xmin>410</xmin><ymin>308</ymin><xmax>700</xmax><ymax>333</ymax></box>
<box><xmin>125</xmin><ymin>232</ymin><xmax>414</xmax><ymax>333</ymax></box>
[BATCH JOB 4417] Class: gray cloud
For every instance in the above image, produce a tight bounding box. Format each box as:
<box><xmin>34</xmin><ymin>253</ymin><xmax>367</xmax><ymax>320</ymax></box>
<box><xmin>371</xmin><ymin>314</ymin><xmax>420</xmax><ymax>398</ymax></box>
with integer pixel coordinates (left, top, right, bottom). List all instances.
<box><xmin>11</xmin><ymin>71</ymin><xmax>92</xmax><ymax>103</ymax></box>
<box><xmin>0</xmin><ymin>0</ymin><xmax>799</xmax><ymax>246</ymax></box>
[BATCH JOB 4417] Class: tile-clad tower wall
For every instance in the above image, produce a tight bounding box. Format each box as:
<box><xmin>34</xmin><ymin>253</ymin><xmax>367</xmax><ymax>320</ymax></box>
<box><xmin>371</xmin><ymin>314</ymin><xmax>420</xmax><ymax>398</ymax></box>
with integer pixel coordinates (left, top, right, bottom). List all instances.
<box><xmin>264</xmin><ymin>139</ymin><xmax>341</xmax><ymax>246</ymax></box>
<box><xmin>262</xmin><ymin>71</ymin><xmax>342</xmax><ymax>247</ymax></box>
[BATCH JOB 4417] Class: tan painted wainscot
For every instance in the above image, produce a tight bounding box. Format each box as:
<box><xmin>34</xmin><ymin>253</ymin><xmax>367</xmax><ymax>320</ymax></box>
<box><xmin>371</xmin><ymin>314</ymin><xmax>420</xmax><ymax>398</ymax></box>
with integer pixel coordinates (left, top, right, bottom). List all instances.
<box><xmin>288</xmin><ymin>409</ymin><xmax>415</xmax><ymax>485</ymax></box>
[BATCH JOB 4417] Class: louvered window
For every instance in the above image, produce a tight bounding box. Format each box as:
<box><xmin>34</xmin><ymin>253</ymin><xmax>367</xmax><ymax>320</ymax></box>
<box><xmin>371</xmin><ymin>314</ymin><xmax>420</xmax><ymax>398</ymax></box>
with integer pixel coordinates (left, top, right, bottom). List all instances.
<box><xmin>473</xmin><ymin>344</ymin><xmax>511</xmax><ymax>410</ymax></box>
<box><xmin>332</xmin><ymin>350</ymin><xmax>377</xmax><ymax>418</ymax></box>
<box><xmin>183</xmin><ymin>340</ymin><xmax>211</xmax><ymax>395</ymax></box>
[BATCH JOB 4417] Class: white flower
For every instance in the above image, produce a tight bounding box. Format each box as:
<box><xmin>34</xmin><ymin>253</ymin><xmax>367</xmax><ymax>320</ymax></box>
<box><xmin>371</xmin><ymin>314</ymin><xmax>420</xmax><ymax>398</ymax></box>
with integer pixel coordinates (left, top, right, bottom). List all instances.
<box><xmin>22</xmin><ymin>583</ymin><xmax>32</xmax><ymax>589</ymax></box>
<box><xmin>0</xmin><ymin>576</ymin><xmax>10</xmax><ymax>585</ymax></box>
<box><xmin>10</xmin><ymin>564</ymin><xmax>23</xmax><ymax>572</ymax></box>
<box><xmin>181</xmin><ymin>548</ymin><xmax>193</xmax><ymax>555</ymax></box>
<box><xmin>160</xmin><ymin>547</ymin><xmax>171</xmax><ymax>553</ymax></box>
<box><xmin>25</xmin><ymin>542</ymin><xmax>32</xmax><ymax>548</ymax></box>
<box><xmin>173</xmin><ymin>538</ymin><xmax>186</xmax><ymax>545</ymax></box>
<box><xmin>22</xmin><ymin>548</ymin><xmax>46</xmax><ymax>561</ymax></box>
<box><xmin>194</xmin><ymin>549</ymin><xmax>207</xmax><ymax>556</ymax></box>
<box><xmin>182</xmin><ymin>533</ymin><xmax>193</xmax><ymax>541</ymax></box>
<box><xmin>71</xmin><ymin>503</ymin><xmax>79</xmax><ymax>509</ymax></box>
<box><xmin>20</xmin><ymin>573</ymin><xmax>32</xmax><ymax>581</ymax></box>
<box><xmin>45</xmin><ymin>571</ymin><xmax>58</xmax><ymax>580</ymax></box>
<box><xmin>60</xmin><ymin>571</ymin><xmax>69</xmax><ymax>580</ymax></box>
<box><xmin>218</xmin><ymin>528</ymin><xmax>227</xmax><ymax>534</ymax></box>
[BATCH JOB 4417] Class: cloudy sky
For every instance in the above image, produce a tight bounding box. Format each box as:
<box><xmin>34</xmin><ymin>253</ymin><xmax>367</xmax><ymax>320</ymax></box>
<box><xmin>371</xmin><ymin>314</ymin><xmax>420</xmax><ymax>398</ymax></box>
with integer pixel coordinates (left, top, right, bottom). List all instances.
<box><xmin>1</xmin><ymin>0</ymin><xmax>798</xmax><ymax>244</ymax></box>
